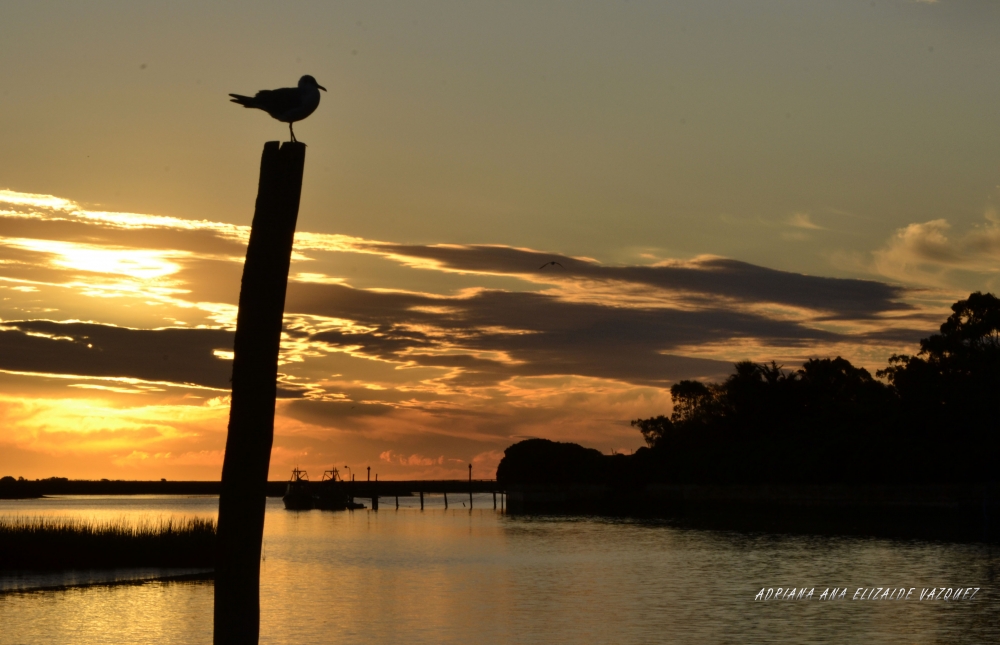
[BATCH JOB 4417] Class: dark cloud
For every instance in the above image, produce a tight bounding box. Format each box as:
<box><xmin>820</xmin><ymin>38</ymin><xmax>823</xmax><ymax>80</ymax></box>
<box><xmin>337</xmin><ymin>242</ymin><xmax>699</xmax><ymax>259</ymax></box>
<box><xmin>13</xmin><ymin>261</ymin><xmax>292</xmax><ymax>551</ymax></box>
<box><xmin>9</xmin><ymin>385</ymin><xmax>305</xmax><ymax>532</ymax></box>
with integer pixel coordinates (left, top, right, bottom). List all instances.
<box><xmin>4</xmin><ymin>321</ymin><xmax>312</xmax><ymax>397</ymax></box>
<box><xmin>0</xmin><ymin>320</ymin><xmax>235</xmax><ymax>389</ymax></box>
<box><xmin>292</xmin><ymin>283</ymin><xmax>881</xmax><ymax>387</ymax></box>
<box><xmin>281</xmin><ymin>398</ymin><xmax>395</xmax><ymax>429</ymax></box>
<box><xmin>0</xmin><ymin>205</ymin><xmax>927</xmax><ymax>392</ymax></box>
<box><xmin>857</xmin><ymin>327</ymin><xmax>934</xmax><ymax>345</ymax></box>
<box><xmin>0</xmin><ymin>320</ymin><xmax>310</xmax><ymax>396</ymax></box>
<box><xmin>0</xmin><ymin>215</ymin><xmax>246</xmax><ymax>258</ymax></box>
<box><xmin>368</xmin><ymin>243</ymin><xmax>910</xmax><ymax>319</ymax></box>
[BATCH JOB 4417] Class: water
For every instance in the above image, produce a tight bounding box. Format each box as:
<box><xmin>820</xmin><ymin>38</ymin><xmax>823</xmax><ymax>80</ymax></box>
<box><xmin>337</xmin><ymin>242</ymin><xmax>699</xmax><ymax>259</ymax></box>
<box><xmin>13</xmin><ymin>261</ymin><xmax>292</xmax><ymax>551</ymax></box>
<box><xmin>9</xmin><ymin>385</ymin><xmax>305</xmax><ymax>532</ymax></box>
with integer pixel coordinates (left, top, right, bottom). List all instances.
<box><xmin>2</xmin><ymin>495</ymin><xmax>999</xmax><ymax>644</ymax></box>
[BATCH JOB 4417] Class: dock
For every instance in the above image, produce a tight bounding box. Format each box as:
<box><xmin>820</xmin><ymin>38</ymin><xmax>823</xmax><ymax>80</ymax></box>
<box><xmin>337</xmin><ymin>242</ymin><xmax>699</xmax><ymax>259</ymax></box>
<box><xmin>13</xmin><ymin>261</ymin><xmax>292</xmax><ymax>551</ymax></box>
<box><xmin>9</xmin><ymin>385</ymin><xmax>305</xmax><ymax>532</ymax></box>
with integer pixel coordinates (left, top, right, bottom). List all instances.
<box><xmin>2</xmin><ymin>478</ymin><xmax>508</xmax><ymax>510</ymax></box>
<box><xmin>308</xmin><ymin>479</ymin><xmax>506</xmax><ymax>511</ymax></box>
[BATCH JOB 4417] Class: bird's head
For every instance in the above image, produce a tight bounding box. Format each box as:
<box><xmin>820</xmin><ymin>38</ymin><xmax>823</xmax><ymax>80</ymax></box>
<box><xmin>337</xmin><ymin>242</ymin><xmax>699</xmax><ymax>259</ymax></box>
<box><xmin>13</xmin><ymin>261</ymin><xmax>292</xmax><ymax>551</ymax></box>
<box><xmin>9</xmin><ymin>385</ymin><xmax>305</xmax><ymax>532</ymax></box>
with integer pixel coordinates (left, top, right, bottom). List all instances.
<box><xmin>299</xmin><ymin>75</ymin><xmax>327</xmax><ymax>91</ymax></box>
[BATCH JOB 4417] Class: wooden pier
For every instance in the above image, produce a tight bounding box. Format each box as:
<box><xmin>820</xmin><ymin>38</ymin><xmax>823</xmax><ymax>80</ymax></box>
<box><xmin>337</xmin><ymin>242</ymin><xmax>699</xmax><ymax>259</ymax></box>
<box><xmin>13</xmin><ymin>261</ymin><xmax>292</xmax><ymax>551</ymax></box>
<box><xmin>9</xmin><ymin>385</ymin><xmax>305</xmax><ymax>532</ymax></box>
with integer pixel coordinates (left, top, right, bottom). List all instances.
<box><xmin>334</xmin><ymin>479</ymin><xmax>506</xmax><ymax>511</ymax></box>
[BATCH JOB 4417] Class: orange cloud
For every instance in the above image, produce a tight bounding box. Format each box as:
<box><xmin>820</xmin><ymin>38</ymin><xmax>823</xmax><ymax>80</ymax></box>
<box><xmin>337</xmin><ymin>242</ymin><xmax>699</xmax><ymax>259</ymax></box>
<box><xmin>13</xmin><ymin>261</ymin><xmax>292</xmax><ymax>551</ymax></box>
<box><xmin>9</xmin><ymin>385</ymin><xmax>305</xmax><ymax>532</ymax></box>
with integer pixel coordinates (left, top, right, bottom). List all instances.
<box><xmin>0</xmin><ymin>189</ymin><xmax>943</xmax><ymax>480</ymax></box>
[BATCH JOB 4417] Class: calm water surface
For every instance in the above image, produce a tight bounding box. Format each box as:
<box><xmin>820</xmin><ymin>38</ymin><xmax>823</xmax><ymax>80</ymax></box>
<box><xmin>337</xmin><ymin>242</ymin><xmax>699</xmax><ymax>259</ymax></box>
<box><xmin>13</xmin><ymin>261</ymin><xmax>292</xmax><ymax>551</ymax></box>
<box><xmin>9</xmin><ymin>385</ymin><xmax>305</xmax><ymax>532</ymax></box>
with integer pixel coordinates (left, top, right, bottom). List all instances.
<box><xmin>1</xmin><ymin>495</ymin><xmax>999</xmax><ymax>644</ymax></box>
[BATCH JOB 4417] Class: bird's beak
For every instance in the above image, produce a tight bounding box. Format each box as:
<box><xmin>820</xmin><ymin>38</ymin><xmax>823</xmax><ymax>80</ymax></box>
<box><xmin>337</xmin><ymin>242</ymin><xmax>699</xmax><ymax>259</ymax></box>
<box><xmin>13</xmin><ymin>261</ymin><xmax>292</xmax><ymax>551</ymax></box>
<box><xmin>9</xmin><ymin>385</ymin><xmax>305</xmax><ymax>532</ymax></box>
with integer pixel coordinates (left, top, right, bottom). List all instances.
<box><xmin>318</xmin><ymin>84</ymin><xmax>327</xmax><ymax>91</ymax></box>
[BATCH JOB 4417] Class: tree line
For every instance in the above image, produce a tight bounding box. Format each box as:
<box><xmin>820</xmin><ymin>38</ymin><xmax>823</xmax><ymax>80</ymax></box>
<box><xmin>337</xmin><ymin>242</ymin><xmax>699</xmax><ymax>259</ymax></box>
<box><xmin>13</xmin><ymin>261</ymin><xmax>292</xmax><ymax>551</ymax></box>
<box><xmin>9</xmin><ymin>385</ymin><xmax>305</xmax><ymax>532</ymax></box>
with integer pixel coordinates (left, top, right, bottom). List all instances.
<box><xmin>498</xmin><ymin>292</ymin><xmax>1000</xmax><ymax>485</ymax></box>
<box><xmin>631</xmin><ymin>291</ymin><xmax>1000</xmax><ymax>483</ymax></box>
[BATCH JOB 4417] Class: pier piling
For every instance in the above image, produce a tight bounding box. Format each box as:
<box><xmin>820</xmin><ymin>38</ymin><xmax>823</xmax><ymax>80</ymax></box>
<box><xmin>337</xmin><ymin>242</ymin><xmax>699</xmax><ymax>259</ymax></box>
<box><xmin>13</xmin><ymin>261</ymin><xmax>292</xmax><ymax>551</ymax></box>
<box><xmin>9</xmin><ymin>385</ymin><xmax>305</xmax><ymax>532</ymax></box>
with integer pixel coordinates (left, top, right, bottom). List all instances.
<box><xmin>215</xmin><ymin>140</ymin><xmax>306</xmax><ymax>645</ymax></box>
<box><xmin>444</xmin><ymin>492</ymin><xmax>448</xmax><ymax>509</ymax></box>
<box><xmin>420</xmin><ymin>491</ymin><xmax>424</xmax><ymax>510</ymax></box>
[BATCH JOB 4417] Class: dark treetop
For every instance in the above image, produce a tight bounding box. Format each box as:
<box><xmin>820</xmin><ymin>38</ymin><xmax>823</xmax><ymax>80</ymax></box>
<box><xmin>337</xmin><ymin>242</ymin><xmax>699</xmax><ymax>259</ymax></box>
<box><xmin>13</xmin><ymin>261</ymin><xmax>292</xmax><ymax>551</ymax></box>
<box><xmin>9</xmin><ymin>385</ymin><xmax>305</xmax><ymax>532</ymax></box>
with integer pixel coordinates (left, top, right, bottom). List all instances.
<box><xmin>497</xmin><ymin>292</ymin><xmax>1000</xmax><ymax>486</ymax></box>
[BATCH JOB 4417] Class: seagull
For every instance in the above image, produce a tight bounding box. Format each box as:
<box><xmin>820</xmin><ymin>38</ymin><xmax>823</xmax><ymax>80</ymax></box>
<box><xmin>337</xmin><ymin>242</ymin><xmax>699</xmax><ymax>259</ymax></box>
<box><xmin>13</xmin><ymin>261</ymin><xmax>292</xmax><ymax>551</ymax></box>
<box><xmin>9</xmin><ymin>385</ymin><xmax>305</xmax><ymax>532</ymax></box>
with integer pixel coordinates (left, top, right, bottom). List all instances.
<box><xmin>538</xmin><ymin>261</ymin><xmax>565</xmax><ymax>270</ymax></box>
<box><xmin>229</xmin><ymin>75</ymin><xmax>327</xmax><ymax>142</ymax></box>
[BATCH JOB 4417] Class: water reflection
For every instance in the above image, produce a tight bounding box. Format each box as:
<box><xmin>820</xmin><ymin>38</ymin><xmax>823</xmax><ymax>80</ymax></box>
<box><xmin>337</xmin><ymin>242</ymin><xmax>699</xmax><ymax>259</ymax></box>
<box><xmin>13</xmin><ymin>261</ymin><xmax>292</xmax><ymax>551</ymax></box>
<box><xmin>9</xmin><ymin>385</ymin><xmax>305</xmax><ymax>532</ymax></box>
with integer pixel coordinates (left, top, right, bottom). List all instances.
<box><xmin>2</xmin><ymin>496</ymin><xmax>998</xmax><ymax>644</ymax></box>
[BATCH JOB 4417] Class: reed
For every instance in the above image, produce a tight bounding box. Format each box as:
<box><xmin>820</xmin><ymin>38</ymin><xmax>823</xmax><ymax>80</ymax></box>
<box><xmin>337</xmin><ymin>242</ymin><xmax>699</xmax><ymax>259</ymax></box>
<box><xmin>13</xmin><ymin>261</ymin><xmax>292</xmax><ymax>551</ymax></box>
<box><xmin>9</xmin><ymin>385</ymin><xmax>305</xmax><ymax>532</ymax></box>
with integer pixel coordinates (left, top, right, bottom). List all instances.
<box><xmin>0</xmin><ymin>515</ymin><xmax>216</xmax><ymax>570</ymax></box>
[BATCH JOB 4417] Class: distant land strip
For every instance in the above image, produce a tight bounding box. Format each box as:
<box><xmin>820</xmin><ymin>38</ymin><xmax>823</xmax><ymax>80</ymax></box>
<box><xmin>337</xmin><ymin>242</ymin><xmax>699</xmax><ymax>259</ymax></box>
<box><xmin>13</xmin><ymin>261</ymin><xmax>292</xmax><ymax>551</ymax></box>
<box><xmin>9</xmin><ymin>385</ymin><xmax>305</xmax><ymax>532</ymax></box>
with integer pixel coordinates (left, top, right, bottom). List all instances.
<box><xmin>0</xmin><ymin>478</ymin><xmax>503</xmax><ymax>499</ymax></box>
<box><xmin>1</xmin><ymin>479</ymin><xmax>237</xmax><ymax>499</ymax></box>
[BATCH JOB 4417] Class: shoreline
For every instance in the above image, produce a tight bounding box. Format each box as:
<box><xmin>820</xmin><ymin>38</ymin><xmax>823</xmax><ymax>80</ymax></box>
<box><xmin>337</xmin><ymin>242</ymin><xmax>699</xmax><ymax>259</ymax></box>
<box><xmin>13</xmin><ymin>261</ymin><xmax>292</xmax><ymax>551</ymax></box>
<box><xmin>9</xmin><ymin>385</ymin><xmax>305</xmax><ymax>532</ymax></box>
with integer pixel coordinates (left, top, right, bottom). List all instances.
<box><xmin>505</xmin><ymin>482</ymin><xmax>1000</xmax><ymax>542</ymax></box>
<box><xmin>0</xmin><ymin>480</ymin><xmax>287</xmax><ymax>498</ymax></box>
<box><xmin>0</xmin><ymin>568</ymin><xmax>214</xmax><ymax>595</ymax></box>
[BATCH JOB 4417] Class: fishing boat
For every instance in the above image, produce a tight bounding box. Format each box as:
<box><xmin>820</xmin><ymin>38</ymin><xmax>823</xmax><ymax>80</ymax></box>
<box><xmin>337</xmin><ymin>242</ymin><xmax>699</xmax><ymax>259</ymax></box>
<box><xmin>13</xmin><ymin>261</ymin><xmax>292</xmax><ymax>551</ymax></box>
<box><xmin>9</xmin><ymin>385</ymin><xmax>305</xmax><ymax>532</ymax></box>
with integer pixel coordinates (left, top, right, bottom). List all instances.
<box><xmin>315</xmin><ymin>466</ymin><xmax>365</xmax><ymax>510</ymax></box>
<box><xmin>282</xmin><ymin>467</ymin><xmax>315</xmax><ymax>510</ymax></box>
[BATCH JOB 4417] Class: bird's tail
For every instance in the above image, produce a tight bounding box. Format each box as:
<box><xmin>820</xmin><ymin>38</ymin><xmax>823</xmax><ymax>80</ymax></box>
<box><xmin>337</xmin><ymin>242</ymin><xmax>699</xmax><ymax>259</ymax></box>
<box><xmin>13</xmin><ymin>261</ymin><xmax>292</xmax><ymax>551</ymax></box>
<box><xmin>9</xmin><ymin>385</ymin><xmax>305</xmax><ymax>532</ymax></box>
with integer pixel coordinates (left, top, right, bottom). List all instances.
<box><xmin>229</xmin><ymin>93</ymin><xmax>255</xmax><ymax>107</ymax></box>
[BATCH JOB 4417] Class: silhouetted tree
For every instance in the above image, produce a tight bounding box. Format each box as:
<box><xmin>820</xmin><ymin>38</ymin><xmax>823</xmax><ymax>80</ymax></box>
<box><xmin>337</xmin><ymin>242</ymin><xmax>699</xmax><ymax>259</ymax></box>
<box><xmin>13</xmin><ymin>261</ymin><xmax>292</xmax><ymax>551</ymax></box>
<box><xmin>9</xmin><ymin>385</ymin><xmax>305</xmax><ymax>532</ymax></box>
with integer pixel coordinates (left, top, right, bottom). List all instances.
<box><xmin>631</xmin><ymin>416</ymin><xmax>673</xmax><ymax>448</ymax></box>
<box><xmin>496</xmin><ymin>439</ymin><xmax>607</xmax><ymax>485</ymax></box>
<box><xmin>504</xmin><ymin>292</ymin><xmax>1000</xmax><ymax>488</ymax></box>
<box><xmin>796</xmin><ymin>357</ymin><xmax>893</xmax><ymax>425</ymax></box>
<box><xmin>879</xmin><ymin>292</ymin><xmax>1000</xmax><ymax>413</ymax></box>
<box><xmin>630</xmin><ymin>354</ymin><xmax>898</xmax><ymax>482</ymax></box>
<box><xmin>878</xmin><ymin>291</ymin><xmax>1000</xmax><ymax>479</ymax></box>
<box><xmin>667</xmin><ymin>379</ymin><xmax>718</xmax><ymax>425</ymax></box>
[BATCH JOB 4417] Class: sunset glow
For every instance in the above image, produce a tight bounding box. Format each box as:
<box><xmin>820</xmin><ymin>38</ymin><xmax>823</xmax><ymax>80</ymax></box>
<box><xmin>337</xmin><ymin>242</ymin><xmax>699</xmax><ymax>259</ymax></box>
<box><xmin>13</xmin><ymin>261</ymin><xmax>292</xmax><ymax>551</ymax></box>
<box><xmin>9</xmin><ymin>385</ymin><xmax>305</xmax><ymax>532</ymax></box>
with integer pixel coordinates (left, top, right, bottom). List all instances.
<box><xmin>2</xmin><ymin>0</ymin><xmax>998</xmax><ymax>483</ymax></box>
<box><xmin>0</xmin><ymin>183</ymin><xmax>985</xmax><ymax>480</ymax></box>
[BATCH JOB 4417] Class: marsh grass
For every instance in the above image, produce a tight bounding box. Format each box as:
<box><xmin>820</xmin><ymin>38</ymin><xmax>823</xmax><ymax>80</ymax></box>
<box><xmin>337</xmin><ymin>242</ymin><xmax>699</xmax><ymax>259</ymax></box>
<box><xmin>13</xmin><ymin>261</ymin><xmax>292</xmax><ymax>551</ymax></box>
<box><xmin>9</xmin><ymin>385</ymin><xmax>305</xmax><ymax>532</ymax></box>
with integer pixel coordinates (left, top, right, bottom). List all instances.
<box><xmin>0</xmin><ymin>516</ymin><xmax>216</xmax><ymax>570</ymax></box>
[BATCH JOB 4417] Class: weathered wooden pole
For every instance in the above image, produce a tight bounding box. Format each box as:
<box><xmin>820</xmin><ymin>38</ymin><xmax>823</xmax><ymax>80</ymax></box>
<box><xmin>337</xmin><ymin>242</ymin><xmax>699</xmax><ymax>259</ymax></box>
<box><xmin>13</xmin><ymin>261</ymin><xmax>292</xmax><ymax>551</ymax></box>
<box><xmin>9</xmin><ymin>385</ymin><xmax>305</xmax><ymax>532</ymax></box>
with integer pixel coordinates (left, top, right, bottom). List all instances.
<box><xmin>444</xmin><ymin>491</ymin><xmax>448</xmax><ymax>509</ymax></box>
<box><xmin>420</xmin><ymin>490</ymin><xmax>424</xmax><ymax>510</ymax></box>
<box><xmin>468</xmin><ymin>464</ymin><xmax>473</xmax><ymax>508</ymax></box>
<box><xmin>215</xmin><ymin>141</ymin><xmax>306</xmax><ymax>645</ymax></box>
<box><xmin>493</xmin><ymin>491</ymin><xmax>497</xmax><ymax>509</ymax></box>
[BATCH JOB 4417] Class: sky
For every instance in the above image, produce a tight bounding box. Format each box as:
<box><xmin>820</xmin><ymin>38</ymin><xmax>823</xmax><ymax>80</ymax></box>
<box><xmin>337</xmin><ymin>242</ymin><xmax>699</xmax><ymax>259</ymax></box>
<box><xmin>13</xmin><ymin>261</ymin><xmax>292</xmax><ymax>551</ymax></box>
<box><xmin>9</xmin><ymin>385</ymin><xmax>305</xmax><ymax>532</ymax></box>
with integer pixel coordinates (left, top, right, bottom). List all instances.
<box><xmin>1</xmin><ymin>0</ymin><xmax>998</xmax><ymax>481</ymax></box>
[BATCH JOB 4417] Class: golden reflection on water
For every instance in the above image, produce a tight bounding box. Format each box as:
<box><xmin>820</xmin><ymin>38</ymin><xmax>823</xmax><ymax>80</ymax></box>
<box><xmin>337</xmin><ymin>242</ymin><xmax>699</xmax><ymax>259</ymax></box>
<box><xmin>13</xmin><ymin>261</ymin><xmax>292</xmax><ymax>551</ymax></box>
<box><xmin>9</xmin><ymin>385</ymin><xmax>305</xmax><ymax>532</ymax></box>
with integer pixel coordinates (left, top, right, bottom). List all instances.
<box><xmin>1</xmin><ymin>496</ymin><xmax>999</xmax><ymax>644</ymax></box>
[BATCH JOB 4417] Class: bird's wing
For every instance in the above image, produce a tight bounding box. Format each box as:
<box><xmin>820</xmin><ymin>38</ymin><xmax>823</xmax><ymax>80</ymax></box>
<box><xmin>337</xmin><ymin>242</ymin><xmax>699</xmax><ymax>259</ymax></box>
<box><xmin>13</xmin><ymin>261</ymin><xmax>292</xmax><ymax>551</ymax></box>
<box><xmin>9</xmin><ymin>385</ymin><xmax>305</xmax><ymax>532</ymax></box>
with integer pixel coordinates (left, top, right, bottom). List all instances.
<box><xmin>230</xmin><ymin>87</ymin><xmax>302</xmax><ymax>118</ymax></box>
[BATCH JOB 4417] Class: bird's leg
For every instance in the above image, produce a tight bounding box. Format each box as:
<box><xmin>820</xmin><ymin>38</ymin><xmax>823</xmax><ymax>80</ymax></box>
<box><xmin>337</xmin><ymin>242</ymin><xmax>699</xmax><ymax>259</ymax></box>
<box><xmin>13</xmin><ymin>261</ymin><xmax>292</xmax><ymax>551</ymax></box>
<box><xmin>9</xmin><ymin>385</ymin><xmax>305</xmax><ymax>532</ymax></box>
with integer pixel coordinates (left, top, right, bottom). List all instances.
<box><xmin>289</xmin><ymin>123</ymin><xmax>297</xmax><ymax>143</ymax></box>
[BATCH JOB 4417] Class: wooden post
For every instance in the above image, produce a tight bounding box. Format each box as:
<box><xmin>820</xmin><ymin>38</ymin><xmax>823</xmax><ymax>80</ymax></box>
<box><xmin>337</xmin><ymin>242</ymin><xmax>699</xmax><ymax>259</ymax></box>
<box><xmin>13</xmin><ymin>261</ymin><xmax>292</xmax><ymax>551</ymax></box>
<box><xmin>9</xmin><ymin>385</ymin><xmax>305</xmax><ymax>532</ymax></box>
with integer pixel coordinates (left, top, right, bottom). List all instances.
<box><xmin>420</xmin><ymin>490</ymin><xmax>424</xmax><ymax>510</ymax></box>
<box><xmin>372</xmin><ymin>495</ymin><xmax>378</xmax><ymax>511</ymax></box>
<box><xmin>468</xmin><ymin>464</ymin><xmax>473</xmax><ymax>508</ymax></box>
<box><xmin>215</xmin><ymin>141</ymin><xmax>305</xmax><ymax>645</ymax></box>
<box><xmin>444</xmin><ymin>492</ymin><xmax>448</xmax><ymax>509</ymax></box>
<box><xmin>493</xmin><ymin>491</ymin><xmax>496</xmax><ymax>509</ymax></box>
<box><xmin>395</xmin><ymin>495</ymin><xmax>399</xmax><ymax>510</ymax></box>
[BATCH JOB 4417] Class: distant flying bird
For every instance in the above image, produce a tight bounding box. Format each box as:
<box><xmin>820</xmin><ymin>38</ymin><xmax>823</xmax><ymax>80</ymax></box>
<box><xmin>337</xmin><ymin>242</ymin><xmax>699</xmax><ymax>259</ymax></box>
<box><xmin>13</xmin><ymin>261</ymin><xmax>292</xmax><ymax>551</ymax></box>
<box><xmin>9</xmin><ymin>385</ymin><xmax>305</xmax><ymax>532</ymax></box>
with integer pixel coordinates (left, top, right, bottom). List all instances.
<box><xmin>538</xmin><ymin>261</ymin><xmax>565</xmax><ymax>270</ymax></box>
<box><xmin>229</xmin><ymin>75</ymin><xmax>327</xmax><ymax>142</ymax></box>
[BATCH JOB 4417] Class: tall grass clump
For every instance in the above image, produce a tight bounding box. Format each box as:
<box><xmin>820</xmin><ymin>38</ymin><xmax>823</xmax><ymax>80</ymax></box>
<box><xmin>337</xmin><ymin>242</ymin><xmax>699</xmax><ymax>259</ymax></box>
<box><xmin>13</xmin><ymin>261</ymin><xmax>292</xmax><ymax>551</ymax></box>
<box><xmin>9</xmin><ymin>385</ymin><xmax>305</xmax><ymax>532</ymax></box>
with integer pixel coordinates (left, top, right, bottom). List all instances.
<box><xmin>0</xmin><ymin>516</ymin><xmax>216</xmax><ymax>570</ymax></box>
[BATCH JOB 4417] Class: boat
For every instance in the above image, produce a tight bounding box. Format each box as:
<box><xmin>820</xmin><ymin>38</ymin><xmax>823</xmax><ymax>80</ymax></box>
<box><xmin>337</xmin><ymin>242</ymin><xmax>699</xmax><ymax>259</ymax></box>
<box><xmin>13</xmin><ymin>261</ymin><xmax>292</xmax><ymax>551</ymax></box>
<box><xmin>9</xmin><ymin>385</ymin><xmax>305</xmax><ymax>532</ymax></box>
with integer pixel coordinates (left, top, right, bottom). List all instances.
<box><xmin>282</xmin><ymin>467</ymin><xmax>315</xmax><ymax>510</ymax></box>
<box><xmin>315</xmin><ymin>466</ymin><xmax>365</xmax><ymax>510</ymax></box>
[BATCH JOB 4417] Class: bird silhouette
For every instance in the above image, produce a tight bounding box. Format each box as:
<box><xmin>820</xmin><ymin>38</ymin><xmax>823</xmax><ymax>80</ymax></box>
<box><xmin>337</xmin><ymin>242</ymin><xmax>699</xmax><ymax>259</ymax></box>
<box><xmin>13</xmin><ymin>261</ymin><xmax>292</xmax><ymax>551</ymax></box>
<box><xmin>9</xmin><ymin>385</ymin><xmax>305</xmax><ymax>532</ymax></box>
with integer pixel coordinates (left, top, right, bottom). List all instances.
<box><xmin>538</xmin><ymin>261</ymin><xmax>565</xmax><ymax>270</ymax></box>
<box><xmin>229</xmin><ymin>75</ymin><xmax>326</xmax><ymax>142</ymax></box>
